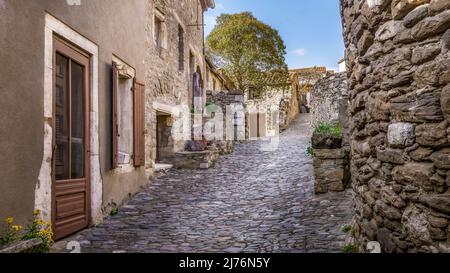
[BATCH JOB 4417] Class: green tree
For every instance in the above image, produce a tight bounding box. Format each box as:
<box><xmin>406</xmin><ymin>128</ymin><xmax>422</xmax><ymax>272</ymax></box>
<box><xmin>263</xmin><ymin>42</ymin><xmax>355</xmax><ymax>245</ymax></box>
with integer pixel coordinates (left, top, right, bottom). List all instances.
<box><xmin>206</xmin><ymin>12</ymin><xmax>289</xmax><ymax>96</ymax></box>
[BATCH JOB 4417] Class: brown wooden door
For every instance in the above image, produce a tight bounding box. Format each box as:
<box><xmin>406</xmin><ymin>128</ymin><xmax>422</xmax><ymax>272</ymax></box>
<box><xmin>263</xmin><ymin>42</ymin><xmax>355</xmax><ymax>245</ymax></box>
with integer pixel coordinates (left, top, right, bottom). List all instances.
<box><xmin>52</xmin><ymin>37</ymin><xmax>90</xmax><ymax>240</ymax></box>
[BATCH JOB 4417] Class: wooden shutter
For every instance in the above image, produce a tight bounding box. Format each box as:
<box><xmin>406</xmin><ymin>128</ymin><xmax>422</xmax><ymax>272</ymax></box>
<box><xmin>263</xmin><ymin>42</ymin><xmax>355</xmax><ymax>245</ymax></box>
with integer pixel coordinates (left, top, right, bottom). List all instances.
<box><xmin>133</xmin><ymin>80</ymin><xmax>146</xmax><ymax>167</ymax></box>
<box><xmin>111</xmin><ymin>62</ymin><xmax>119</xmax><ymax>169</ymax></box>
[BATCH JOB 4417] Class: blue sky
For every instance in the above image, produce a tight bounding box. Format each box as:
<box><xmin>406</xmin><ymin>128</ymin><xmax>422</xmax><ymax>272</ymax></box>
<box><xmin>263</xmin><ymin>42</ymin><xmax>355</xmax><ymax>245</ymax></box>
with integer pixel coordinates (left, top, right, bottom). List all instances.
<box><xmin>204</xmin><ymin>0</ymin><xmax>345</xmax><ymax>71</ymax></box>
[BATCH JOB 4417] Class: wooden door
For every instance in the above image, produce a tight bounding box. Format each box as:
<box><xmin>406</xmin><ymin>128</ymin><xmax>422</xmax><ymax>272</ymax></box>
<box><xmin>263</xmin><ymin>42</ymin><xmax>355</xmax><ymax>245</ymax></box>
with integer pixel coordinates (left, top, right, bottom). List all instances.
<box><xmin>52</xmin><ymin>37</ymin><xmax>90</xmax><ymax>240</ymax></box>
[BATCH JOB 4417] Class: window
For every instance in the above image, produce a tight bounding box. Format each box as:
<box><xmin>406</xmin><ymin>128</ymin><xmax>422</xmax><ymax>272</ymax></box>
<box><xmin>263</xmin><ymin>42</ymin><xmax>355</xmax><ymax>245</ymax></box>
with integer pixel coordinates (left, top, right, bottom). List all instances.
<box><xmin>155</xmin><ymin>17</ymin><xmax>162</xmax><ymax>50</ymax></box>
<box><xmin>112</xmin><ymin>58</ymin><xmax>145</xmax><ymax>168</ymax></box>
<box><xmin>154</xmin><ymin>9</ymin><xmax>166</xmax><ymax>54</ymax></box>
<box><xmin>178</xmin><ymin>25</ymin><xmax>184</xmax><ymax>71</ymax></box>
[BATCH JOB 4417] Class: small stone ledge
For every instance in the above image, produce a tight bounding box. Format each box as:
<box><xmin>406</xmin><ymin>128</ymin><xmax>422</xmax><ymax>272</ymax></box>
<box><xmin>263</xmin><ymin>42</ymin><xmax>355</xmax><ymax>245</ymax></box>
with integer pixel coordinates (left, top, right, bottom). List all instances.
<box><xmin>171</xmin><ymin>150</ymin><xmax>220</xmax><ymax>169</ymax></box>
<box><xmin>0</xmin><ymin>238</ymin><xmax>43</xmax><ymax>253</ymax></box>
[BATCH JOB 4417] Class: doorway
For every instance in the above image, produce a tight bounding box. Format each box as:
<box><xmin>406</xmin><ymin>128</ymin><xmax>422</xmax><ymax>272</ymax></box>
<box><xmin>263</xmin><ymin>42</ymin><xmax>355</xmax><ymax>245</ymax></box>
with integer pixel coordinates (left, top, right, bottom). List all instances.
<box><xmin>52</xmin><ymin>37</ymin><xmax>91</xmax><ymax>240</ymax></box>
<box><xmin>156</xmin><ymin>113</ymin><xmax>173</xmax><ymax>163</ymax></box>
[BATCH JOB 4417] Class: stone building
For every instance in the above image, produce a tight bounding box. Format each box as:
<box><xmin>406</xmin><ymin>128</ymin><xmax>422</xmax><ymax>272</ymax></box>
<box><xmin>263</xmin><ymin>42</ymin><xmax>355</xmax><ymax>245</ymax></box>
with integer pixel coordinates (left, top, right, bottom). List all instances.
<box><xmin>341</xmin><ymin>0</ymin><xmax>450</xmax><ymax>252</ymax></box>
<box><xmin>205</xmin><ymin>57</ymin><xmax>234</xmax><ymax>92</ymax></box>
<box><xmin>0</xmin><ymin>0</ymin><xmax>214</xmax><ymax>240</ymax></box>
<box><xmin>244</xmin><ymin>88</ymin><xmax>293</xmax><ymax>138</ymax></box>
<box><xmin>145</xmin><ymin>0</ymin><xmax>214</xmax><ymax>169</ymax></box>
<box><xmin>289</xmin><ymin>67</ymin><xmax>330</xmax><ymax>112</ymax></box>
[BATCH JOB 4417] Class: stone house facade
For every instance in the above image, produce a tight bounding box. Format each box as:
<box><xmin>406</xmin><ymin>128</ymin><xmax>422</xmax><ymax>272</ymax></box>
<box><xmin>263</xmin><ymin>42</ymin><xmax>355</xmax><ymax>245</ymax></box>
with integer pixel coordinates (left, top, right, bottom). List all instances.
<box><xmin>205</xmin><ymin>57</ymin><xmax>233</xmax><ymax>92</ymax></box>
<box><xmin>341</xmin><ymin>0</ymin><xmax>450</xmax><ymax>252</ymax></box>
<box><xmin>145</xmin><ymin>0</ymin><xmax>214</xmax><ymax>167</ymax></box>
<box><xmin>0</xmin><ymin>0</ymin><xmax>213</xmax><ymax>240</ymax></box>
<box><xmin>289</xmin><ymin>67</ymin><xmax>330</xmax><ymax>112</ymax></box>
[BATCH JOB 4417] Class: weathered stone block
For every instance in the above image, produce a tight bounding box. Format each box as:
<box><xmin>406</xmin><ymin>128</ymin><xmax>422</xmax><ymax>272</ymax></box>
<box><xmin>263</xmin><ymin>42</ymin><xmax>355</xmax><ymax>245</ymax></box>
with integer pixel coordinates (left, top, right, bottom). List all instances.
<box><xmin>404</xmin><ymin>4</ymin><xmax>430</xmax><ymax>28</ymax></box>
<box><xmin>411</xmin><ymin>9</ymin><xmax>450</xmax><ymax>40</ymax></box>
<box><xmin>411</xmin><ymin>43</ymin><xmax>441</xmax><ymax>64</ymax></box>
<box><xmin>390</xmin><ymin>87</ymin><xmax>443</xmax><ymax>122</ymax></box>
<box><xmin>441</xmin><ymin>30</ymin><xmax>450</xmax><ymax>52</ymax></box>
<box><xmin>314</xmin><ymin>148</ymin><xmax>346</xmax><ymax>159</ymax></box>
<box><xmin>392</xmin><ymin>0</ymin><xmax>430</xmax><ymax>20</ymax></box>
<box><xmin>416</xmin><ymin>120</ymin><xmax>448</xmax><ymax>147</ymax></box>
<box><xmin>375</xmin><ymin>200</ymin><xmax>402</xmax><ymax>220</ymax></box>
<box><xmin>377</xmin><ymin>147</ymin><xmax>406</xmax><ymax>164</ymax></box>
<box><xmin>429</xmin><ymin>215</ymin><xmax>449</xmax><ymax>228</ymax></box>
<box><xmin>418</xmin><ymin>194</ymin><xmax>450</xmax><ymax>214</ymax></box>
<box><xmin>429</xmin><ymin>226</ymin><xmax>447</xmax><ymax>240</ymax></box>
<box><xmin>392</xmin><ymin>162</ymin><xmax>434</xmax><ymax>187</ymax></box>
<box><xmin>382</xmin><ymin>186</ymin><xmax>407</xmax><ymax>208</ymax></box>
<box><xmin>387</xmin><ymin>122</ymin><xmax>416</xmax><ymax>148</ymax></box>
<box><xmin>440</xmin><ymin>84</ymin><xmax>450</xmax><ymax>121</ymax></box>
<box><xmin>375</xmin><ymin>21</ymin><xmax>404</xmax><ymax>42</ymax></box>
<box><xmin>430</xmin><ymin>148</ymin><xmax>450</xmax><ymax>169</ymax></box>
<box><xmin>409</xmin><ymin>147</ymin><xmax>434</xmax><ymax>161</ymax></box>
<box><xmin>402</xmin><ymin>205</ymin><xmax>432</xmax><ymax>244</ymax></box>
<box><xmin>429</xmin><ymin>0</ymin><xmax>450</xmax><ymax>14</ymax></box>
<box><xmin>358</xmin><ymin>31</ymin><xmax>374</xmax><ymax>55</ymax></box>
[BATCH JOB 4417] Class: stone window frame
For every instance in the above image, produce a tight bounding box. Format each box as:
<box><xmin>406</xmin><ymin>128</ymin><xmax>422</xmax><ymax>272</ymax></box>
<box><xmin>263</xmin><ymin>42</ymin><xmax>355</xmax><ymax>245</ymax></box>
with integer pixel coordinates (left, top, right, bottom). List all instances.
<box><xmin>153</xmin><ymin>8</ymin><xmax>167</xmax><ymax>54</ymax></box>
<box><xmin>112</xmin><ymin>55</ymin><xmax>137</xmax><ymax>174</ymax></box>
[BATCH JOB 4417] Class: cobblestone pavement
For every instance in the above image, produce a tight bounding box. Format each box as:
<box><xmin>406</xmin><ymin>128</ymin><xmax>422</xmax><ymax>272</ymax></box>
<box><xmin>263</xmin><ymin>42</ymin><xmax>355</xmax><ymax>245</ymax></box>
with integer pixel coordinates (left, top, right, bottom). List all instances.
<box><xmin>55</xmin><ymin>114</ymin><xmax>353</xmax><ymax>253</ymax></box>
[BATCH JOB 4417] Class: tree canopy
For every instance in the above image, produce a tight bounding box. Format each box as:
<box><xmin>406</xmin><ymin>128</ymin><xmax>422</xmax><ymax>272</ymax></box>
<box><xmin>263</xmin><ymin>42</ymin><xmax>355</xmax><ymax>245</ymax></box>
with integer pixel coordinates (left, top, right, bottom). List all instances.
<box><xmin>206</xmin><ymin>12</ymin><xmax>289</xmax><ymax>96</ymax></box>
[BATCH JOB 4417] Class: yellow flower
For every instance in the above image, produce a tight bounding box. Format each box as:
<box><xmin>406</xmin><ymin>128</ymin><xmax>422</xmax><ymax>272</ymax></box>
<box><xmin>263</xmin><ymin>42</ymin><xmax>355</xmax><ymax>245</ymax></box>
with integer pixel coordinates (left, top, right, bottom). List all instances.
<box><xmin>34</xmin><ymin>209</ymin><xmax>41</xmax><ymax>216</ymax></box>
<box><xmin>11</xmin><ymin>225</ymin><xmax>22</xmax><ymax>232</ymax></box>
<box><xmin>5</xmin><ymin>218</ymin><xmax>14</xmax><ymax>225</ymax></box>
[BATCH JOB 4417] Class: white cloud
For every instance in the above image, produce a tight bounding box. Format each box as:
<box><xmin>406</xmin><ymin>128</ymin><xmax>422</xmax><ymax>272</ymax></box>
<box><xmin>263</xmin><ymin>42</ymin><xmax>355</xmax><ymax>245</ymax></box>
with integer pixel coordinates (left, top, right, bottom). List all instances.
<box><xmin>293</xmin><ymin>48</ymin><xmax>307</xmax><ymax>56</ymax></box>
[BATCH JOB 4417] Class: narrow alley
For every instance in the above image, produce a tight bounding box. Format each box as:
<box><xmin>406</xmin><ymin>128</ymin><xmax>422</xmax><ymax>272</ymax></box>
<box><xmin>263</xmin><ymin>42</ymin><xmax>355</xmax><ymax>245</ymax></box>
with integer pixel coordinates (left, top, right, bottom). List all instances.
<box><xmin>55</xmin><ymin>114</ymin><xmax>352</xmax><ymax>253</ymax></box>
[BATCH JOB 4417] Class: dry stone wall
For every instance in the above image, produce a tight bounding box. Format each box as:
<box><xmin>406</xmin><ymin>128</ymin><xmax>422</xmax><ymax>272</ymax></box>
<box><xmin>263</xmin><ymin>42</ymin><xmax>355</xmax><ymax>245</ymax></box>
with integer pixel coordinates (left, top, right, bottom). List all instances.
<box><xmin>341</xmin><ymin>0</ymin><xmax>450</xmax><ymax>253</ymax></box>
<box><xmin>311</xmin><ymin>72</ymin><xmax>350</xmax><ymax>145</ymax></box>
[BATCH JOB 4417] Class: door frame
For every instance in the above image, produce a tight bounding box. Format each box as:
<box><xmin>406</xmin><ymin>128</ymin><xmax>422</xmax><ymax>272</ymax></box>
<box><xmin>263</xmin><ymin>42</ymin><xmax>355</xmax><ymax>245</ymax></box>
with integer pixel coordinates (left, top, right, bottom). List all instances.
<box><xmin>51</xmin><ymin>36</ymin><xmax>91</xmax><ymax>239</ymax></box>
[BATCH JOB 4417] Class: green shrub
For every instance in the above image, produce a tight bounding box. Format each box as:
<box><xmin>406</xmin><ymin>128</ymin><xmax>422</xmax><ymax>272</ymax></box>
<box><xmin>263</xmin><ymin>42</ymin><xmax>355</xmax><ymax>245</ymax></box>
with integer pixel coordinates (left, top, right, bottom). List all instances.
<box><xmin>110</xmin><ymin>208</ymin><xmax>119</xmax><ymax>216</ymax></box>
<box><xmin>342</xmin><ymin>244</ymin><xmax>357</xmax><ymax>253</ymax></box>
<box><xmin>341</xmin><ymin>224</ymin><xmax>353</xmax><ymax>234</ymax></box>
<box><xmin>314</xmin><ymin>122</ymin><xmax>342</xmax><ymax>138</ymax></box>
<box><xmin>306</xmin><ymin>146</ymin><xmax>314</xmax><ymax>157</ymax></box>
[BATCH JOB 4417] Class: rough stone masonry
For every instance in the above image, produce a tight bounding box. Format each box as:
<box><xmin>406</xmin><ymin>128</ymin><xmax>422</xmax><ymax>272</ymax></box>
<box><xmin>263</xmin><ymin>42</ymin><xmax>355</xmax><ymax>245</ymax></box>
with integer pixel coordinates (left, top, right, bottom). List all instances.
<box><xmin>311</xmin><ymin>72</ymin><xmax>350</xmax><ymax>146</ymax></box>
<box><xmin>341</xmin><ymin>0</ymin><xmax>450</xmax><ymax>252</ymax></box>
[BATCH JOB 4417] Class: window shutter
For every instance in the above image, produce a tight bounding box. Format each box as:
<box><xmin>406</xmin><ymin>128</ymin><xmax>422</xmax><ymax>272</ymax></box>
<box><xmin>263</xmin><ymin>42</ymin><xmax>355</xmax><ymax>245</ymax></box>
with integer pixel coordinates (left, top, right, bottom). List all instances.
<box><xmin>133</xmin><ymin>80</ymin><xmax>146</xmax><ymax>167</ymax></box>
<box><xmin>111</xmin><ymin>62</ymin><xmax>119</xmax><ymax>169</ymax></box>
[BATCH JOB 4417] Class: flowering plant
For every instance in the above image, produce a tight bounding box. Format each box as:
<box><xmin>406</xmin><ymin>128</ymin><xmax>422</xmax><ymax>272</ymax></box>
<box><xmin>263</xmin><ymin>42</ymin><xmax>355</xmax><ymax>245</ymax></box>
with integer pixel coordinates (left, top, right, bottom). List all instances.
<box><xmin>0</xmin><ymin>218</ymin><xmax>22</xmax><ymax>245</ymax></box>
<box><xmin>1</xmin><ymin>210</ymin><xmax>54</xmax><ymax>252</ymax></box>
<box><xmin>21</xmin><ymin>210</ymin><xmax>54</xmax><ymax>252</ymax></box>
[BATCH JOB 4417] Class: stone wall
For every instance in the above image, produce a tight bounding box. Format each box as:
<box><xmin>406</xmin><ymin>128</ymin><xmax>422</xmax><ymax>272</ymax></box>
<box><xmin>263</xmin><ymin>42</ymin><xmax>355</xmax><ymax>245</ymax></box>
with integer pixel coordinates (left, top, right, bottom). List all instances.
<box><xmin>311</xmin><ymin>72</ymin><xmax>350</xmax><ymax>143</ymax></box>
<box><xmin>341</xmin><ymin>0</ymin><xmax>450</xmax><ymax>253</ymax></box>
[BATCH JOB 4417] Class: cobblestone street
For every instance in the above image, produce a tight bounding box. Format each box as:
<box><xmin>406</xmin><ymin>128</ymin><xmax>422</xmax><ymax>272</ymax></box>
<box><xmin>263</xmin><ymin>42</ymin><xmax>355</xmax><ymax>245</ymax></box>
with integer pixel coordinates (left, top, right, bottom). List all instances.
<box><xmin>55</xmin><ymin>114</ymin><xmax>352</xmax><ymax>253</ymax></box>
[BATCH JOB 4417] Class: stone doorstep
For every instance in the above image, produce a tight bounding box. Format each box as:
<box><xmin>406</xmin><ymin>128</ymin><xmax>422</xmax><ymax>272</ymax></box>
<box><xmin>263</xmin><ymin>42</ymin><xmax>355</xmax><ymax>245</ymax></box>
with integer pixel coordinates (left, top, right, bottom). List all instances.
<box><xmin>154</xmin><ymin>163</ymin><xmax>173</xmax><ymax>173</ymax></box>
